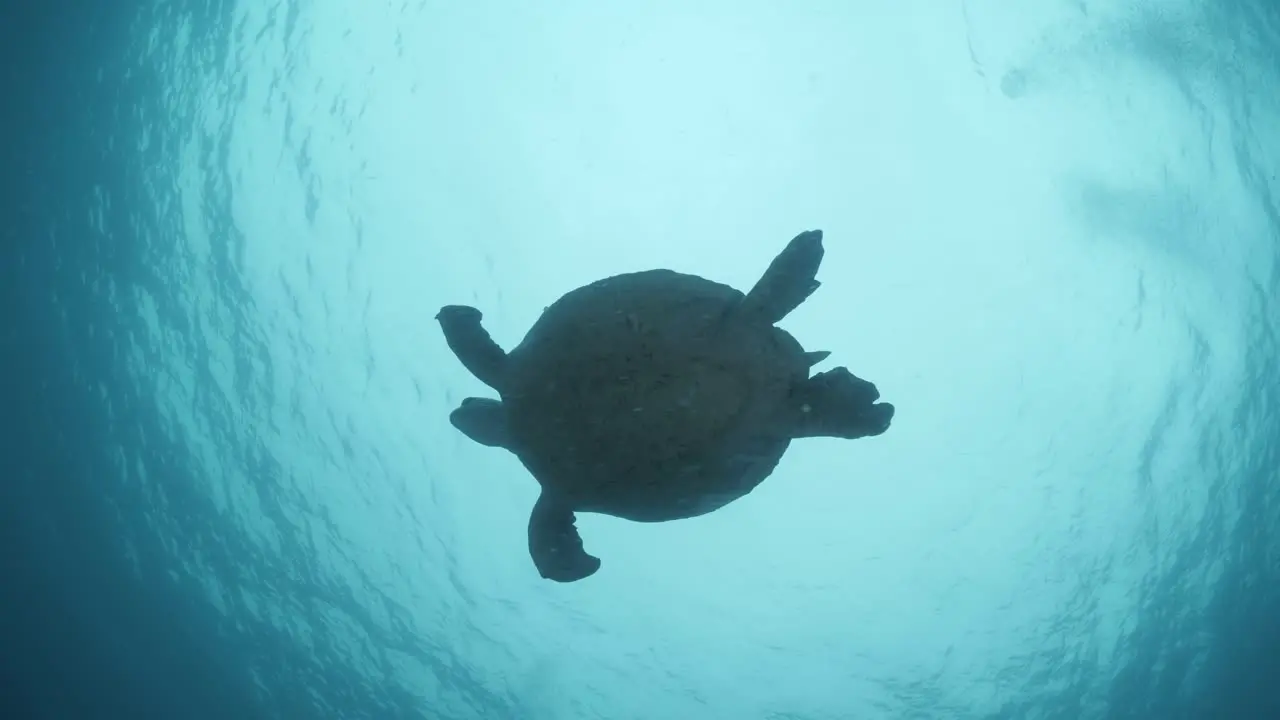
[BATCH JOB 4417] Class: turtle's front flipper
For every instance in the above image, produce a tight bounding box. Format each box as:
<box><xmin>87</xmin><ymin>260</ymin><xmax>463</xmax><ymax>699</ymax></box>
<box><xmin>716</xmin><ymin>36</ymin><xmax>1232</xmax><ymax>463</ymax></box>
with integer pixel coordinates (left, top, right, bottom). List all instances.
<box><xmin>791</xmin><ymin>366</ymin><xmax>895</xmax><ymax>439</ymax></box>
<box><xmin>528</xmin><ymin>491</ymin><xmax>601</xmax><ymax>583</ymax></box>
<box><xmin>450</xmin><ymin>397</ymin><xmax>512</xmax><ymax>449</ymax></box>
<box><xmin>740</xmin><ymin>229</ymin><xmax>825</xmax><ymax>325</ymax></box>
<box><xmin>437</xmin><ymin>305</ymin><xmax>507</xmax><ymax>391</ymax></box>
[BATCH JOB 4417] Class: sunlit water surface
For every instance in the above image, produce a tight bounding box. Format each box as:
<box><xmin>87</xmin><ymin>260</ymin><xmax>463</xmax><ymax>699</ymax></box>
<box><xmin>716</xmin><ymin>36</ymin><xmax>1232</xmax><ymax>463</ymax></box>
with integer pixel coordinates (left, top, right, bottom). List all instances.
<box><xmin>85</xmin><ymin>1</ymin><xmax>1280</xmax><ymax>717</ymax></box>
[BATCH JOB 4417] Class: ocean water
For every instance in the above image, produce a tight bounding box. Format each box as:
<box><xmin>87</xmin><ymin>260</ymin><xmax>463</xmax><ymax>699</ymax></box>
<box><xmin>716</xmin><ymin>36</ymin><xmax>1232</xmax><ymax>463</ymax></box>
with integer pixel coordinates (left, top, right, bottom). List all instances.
<box><xmin>3</xmin><ymin>1</ymin><xmax>1279</xmax><ymax>718</ymax></box>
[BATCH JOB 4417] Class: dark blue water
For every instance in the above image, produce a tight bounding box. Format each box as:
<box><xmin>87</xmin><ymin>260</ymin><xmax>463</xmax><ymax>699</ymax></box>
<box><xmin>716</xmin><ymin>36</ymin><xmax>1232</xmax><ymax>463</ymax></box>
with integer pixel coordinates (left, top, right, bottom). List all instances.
<box><xmin>3</xmin><ymin>1</ymin><xmax>1278</xmax><ymax>718</ymax></box>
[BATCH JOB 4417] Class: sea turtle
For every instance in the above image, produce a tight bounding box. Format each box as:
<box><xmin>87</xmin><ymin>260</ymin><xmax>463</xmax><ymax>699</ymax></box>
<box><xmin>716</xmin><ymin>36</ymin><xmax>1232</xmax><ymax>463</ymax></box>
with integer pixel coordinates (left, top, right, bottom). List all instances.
<box><xmin>436</xmin><ymin>229</ymin><xmax>895</xmax><ymax>582</ymax></box>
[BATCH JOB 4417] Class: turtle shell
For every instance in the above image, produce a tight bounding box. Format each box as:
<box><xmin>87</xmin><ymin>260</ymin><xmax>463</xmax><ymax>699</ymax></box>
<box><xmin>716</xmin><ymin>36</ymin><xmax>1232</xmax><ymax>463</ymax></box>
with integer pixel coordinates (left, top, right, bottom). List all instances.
<box><xmin>499</xmin><ymin>269</ymin><xmax>811</xmax><ymax>522</ymax></box>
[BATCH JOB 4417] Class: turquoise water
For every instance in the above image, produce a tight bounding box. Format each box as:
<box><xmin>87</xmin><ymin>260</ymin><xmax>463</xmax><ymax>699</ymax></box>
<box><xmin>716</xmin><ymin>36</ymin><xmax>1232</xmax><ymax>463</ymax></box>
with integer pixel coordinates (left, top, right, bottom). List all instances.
<box><xmin>65</xmin><ymin>1</ymin><xmax>1280</xmax><ymax>717</ymax></box>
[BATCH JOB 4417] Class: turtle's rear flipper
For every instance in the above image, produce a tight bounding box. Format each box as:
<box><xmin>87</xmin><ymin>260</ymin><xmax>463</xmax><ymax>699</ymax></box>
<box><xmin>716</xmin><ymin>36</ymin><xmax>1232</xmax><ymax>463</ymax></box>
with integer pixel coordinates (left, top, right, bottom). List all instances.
<box><xmin>450</xmin><ymin>397</ymin><xmax>512</xmax><ymax>449</ymax></box>
<box><xmin>528</xmin><ymin>492</ymin><xmax>601</xmax><ymax>583</ymax></box>
<box><xmin>791</xmin><ymin>367</ymin><xmax>895</xmax><ymax>439</ymax></box>
<box><xmin>437</xmin><ymin>305</ymin><xmax>507</xmax><ymax>391</ymax></box>
<box><xmin>740</xmin><ymin>229</ymin><xmax>825</xmax><ymax>325</ymax></box>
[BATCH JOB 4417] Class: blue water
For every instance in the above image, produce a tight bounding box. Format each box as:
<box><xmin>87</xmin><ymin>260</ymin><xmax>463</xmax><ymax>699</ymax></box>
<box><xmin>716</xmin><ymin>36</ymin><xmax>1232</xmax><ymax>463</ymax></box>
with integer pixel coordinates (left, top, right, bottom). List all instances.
<box><xmin>3</xmin><ymin>1</ymin><xmax>1278</xmax><ymax>718</ymax></box>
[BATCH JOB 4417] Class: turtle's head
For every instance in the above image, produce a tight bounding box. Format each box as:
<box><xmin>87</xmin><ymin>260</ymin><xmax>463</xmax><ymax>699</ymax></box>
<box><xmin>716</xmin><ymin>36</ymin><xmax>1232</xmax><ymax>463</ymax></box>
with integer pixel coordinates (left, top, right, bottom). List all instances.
<box><xmin>449</xmin><ymin>397</ymin><xmax>511</xmax><ymax>449</ymax></box>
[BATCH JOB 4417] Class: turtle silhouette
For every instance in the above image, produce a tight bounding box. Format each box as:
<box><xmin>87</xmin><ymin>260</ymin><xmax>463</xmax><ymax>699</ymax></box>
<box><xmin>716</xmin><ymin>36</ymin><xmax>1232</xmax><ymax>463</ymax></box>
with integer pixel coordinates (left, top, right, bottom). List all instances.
<box><xmin>437</xmin><ymin>229</ymin><xmax>894</xmax><ymax>582</ymax></box>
